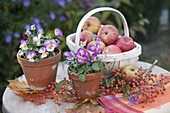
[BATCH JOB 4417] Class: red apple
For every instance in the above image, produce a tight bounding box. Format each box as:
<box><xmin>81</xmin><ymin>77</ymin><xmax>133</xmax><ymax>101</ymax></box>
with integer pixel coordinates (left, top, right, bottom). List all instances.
<box><xmin>72</xmin><ymin>30</ymin><xmax>93</xmax><ymax>44</ymax></box>
<box><xmin>115</xmin><ymin>36</ymin><xmax>135</xmax><ymax>52</ymax></box>
<box><xmin>102</xmin><ymin>45</ymin><xmax>122</xmax><ymax>54</ymax></box>
<box><xmin>97</xmin><ymin>25</ymin><xmax>119</xmax><ymax>46</ymax></box>
<box><xmin>82</xmin><ymin>16</ymin><xmax>101</xmax><ymax>34</ymax></box>
<box><xmin>86</xmin><ymin>40</ymin><xmax>106</xmax><ymax>52</ymax></box>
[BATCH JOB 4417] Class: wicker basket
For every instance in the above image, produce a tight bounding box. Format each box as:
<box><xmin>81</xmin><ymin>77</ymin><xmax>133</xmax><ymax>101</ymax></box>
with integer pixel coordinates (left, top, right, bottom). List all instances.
<box><xmin>66</xmin><ymin>7</ymin><xmax>142</xmax><ymax>76</ymax></box>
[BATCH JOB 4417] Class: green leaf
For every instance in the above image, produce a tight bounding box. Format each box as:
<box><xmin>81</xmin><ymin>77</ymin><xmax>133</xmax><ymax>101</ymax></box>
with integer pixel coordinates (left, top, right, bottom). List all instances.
<box><xmin>79</xmin><ymin>74</ymin><xmax>86</xmax><ymax>82</ymax></box>
<box><xmin>34</xmin><ymin>48</ymin><xmax>38</xmax><ymax>51</ymax></box>
<box><xmin>100</xmin><ymin>12</ymin><xmax>111</xmax><ymax>22</ymax></box>
<box><xmin>44</xmin><ymin>35</ymin><xmax>51</xmax><ymax>39</ymax></box>
<box><xmin>55</xmin><ymin>80</ymin><xmax>69</xmax><ymax>92</ymax></box>
<box><xmin>35</xmin><ymin>58</ymin><xmax>40</xmax><ymax>62</ymax></box>
<box><xmin>105</xmin><ymin>79</ymin><xmax>110</xmax><ymax>87</ymax></box>
<box><xmin>92</xmin><ymin>62</ymin><xmax>100</xmax><ymax>71</ymax></box>
<box><xmin>78</xmin><ymin>69</ymin><xmax>84</xmax><ymax>74</ymax></box>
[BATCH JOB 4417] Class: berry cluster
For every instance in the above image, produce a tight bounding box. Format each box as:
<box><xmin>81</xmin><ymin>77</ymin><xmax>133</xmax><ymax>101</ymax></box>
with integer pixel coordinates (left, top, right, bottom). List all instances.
<box><xmin>45</xmin><ymin>68</ymin><xmax>169</xmax><ymax>108</ymax></box>
<box><xmin>45</xmin><ymin>78</ymin><xmax>79</xmax><ymax>105</ymax></box>
<box><xmin>99</xmin><ymin>67</ymin><xmax>169</xmax><ymax>108</ymax></box>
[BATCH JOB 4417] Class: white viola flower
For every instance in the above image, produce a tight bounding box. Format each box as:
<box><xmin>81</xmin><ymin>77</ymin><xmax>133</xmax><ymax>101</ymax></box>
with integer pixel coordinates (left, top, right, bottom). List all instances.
<box><xmin>33</xmin><ymin>36</ymin><xmax>41</xmax><ymax>46</ymax></box>
<box><xmin>46</xmin><ymin>44</ymin><xmax>55</xmax><ymax>52</ymax></box>
<box><xmin>26</xmin><ymin>51</ymin><xmax>36</xmax><ymax>62</ymax></box>
<box><xmin>25</xmin><ymin>30</ymin><xmax>31</xmax><ymax>36</ymax></box>
<box><xmin>41</xmin><ymin>53</ymin><xmax>48</xmax><ymax>59</ymax></box>
<box><xmin>31</xmin><ymin>24</ymin><xmax>36</xmax><ymax>30</ymax></box>
<box><xmin>38</xmin><ymin>47</ymin><xmax>48</xmax><ymax>59</ymax></box>
<box><xmin>19</xmin><ymin>40</ymin><xmax>28</xmax><ymax>50</ymax></box>
<box><xmin>18</xmin><ymin>50</ymin><xmax>24</xmax><ymax>56</ymax></box>
<box><xmin>44</xmin><ymin>39</ymin><xmax>59</xmax><ymax>52</ymax></box>
<box><xmin>54</xmin><ymin>28</ymin><xmax>63</xmax><ymax>38</ymax></box>
<box><xmin>38</xmin><ymin>33</ymin><xmax>43</xmax><ymax>39</ymax></box>
<box><xmin>38</xmin><ymin>28</ymin><xmax>44</xmax><ymax>35</ymax></box>
<box><xmin>37</xmin><ymin>28</ymin><xmax>44</xmax><ymax>39</ymax></box>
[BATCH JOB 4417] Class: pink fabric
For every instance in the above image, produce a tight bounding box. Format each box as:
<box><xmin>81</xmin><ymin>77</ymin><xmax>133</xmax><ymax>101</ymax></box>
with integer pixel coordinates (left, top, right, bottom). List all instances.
<box><xmin>97</xmin><ymin>95</ymin><xmax>143</xmax><ymax>113</ymax></box>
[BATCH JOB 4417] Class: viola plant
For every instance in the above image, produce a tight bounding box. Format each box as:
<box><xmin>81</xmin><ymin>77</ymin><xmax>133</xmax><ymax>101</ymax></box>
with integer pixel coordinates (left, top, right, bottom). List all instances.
<box><xmin>64</xmin><ymin>47</ymin><xmax>105</xmax><ymax>82</ymax></box>
<box><xmin>18</xmin><ymin>25</ymin><xmax>63</xmax><ymax>62</ymax></box>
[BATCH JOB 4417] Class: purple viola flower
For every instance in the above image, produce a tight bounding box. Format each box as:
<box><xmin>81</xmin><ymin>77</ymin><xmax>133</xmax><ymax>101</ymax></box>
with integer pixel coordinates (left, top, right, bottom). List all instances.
<box><xmin>66</xmin><ymin>0</ymin><xmax>72</xmax><ymax>3</ymax></box>
<box><xmin>33</xmin><ymin>18</ymin><xmax>40</xmax><ymax>25</ymax></box>
<box><xmin>44</xmin><ymin>39</ymin><xmax>59</xmax><ymax>52</ymax></box>
<box><xmin>25</xmin><ymin>24</ymin><xmax>30</xmax><ymax>30</ymax></box>
<box><xmin>75</xmin><ymin>48</ymin><xmax>90</xmax><ymax>64</ymax></box>
<box><xmin>54</xmin><ymin>28</ymin><xmax>63</xmax><ymax>38</ymax></box>
<box><xmin>54</xmin><ymin>0</ymin><xmax>65</xmax><ymax>7</ymax></box>
<box><xmin>90</xmin><ymin>52</ymin><xmax>98</xmax><ymax>63</ymax></box>
<box><xmin>23</xmin><ymin>34</ymin><xmax>28</xmax><ymax>40</ymax></box>
<box><xmin>50</xmin><ymin>12</ymin><xmax>56</xmax><ymax>20</ymax></box>
<box><xmin>95</xmin><ymin>43</ymin><xmax>102</xmax><ymax>54</ymax></box>
<box><xmin>38</xmin><ymin>47</ymin><xmax>48</xmax><ymax>58</ymax></box>
<box><xmin>36</xmin><ymin>24</ymin><xmax>42</xmax><ymax>31</ymax></box>
<box><xmin>89</xmin><ymin>43</ymin><xmax>102</xmax><ymax>54</ymax></box>
<box><xmin>59</xmin><ymin>15</ymin><xmax>67</xmax><ymax>22</ymax></box>
<box><xmin>12</xmin><ymin>0</ymin><xmax>20</xmax><ymax>2</ymax></box>
<box><xmin>83</xmin><ymin>0</ymin><xmax>90</xmax><ymax>9</ymax></box>
<box><xmin>23</xmin><ymin>0</ymin><xmax>30</xmax><ymax>7</ymax></box>
<box><xmin>89</xmin><ymin>45</ymin><xmax>96</xmax><ymax>52</ymax></box>
<box><xmin>128</xmin><ymin>94</ymin><xmax>139</xmax><ymax>106</ymax></box>
<box><xmin>12</xmin><ymin>0</ymin><xmax>17</xmax><ymax>2</ymax></box>
<box><xmin>26</xmin><ymin>51</ymin><xmax>36</xmax><ymax>62</ymax></box>
<box><xmin>64</xmin><ymin>51</ymin><xmax>75</xmax><ymax>61</ymax></box>
<box><xmin>93</xmin><ymin>34</ymin><xmax>101</xmax><ymax>41</ymax></box>
<box><xmin>14</xmin><ymin>32</ymin><xmax>20</xmax><ymax>38</ymax></box>
<box><xmin>19</xmin><ymin>40</ymin><xmax>28</xmax><ymax>50</ymax></box>
<box><xmin>5</xmin><ymin>35</ymin><xmax>12</xmax><ymax>43</ymax></box>
<box><xmin>38</xmin><ymin>47</ymin><xmax>46</xmax><ymax>53</ymax></box>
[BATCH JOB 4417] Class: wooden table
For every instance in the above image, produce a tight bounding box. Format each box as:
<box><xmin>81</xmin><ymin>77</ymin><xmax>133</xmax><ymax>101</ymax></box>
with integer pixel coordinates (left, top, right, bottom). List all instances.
<box><xmin>2</xmin><ymin>61</ymin><xmax>169</xmax><ymax>113</ymax></box>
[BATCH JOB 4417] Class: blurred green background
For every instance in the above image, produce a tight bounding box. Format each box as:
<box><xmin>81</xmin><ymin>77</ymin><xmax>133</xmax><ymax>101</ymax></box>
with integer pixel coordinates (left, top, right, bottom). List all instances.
<box><xmin>0</xmin><ymin>0</ymin><xmax>170</xmax><ymax>112</ymax></box>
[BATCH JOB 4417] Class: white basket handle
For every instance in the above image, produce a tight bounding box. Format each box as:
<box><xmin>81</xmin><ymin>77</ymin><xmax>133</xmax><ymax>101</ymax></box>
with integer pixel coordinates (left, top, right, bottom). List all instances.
<box><xmin>75</xmin><ymin>7</ymin><xmax>129</xmax><ymax>49</ymax></box>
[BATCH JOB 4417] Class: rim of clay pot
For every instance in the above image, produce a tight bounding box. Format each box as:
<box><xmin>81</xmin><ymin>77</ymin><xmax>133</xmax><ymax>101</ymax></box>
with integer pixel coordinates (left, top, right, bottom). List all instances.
<box><xmin>17</xmin><ymin>48</ymin><xmax>61</xmax><ymax>67</ymax></box>
<box><xmin>68</xmin><ymin>70</ymin><xmax>102</xmax><ymax>81</ymax></box>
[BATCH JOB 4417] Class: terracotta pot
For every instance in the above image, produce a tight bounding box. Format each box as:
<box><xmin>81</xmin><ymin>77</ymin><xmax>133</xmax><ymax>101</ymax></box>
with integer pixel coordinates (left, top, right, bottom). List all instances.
<box><xmin>68</xmin><ymin>71</ymin><xmax>102</xmax><ymax>99</ymax></box>
<box><xmin>17</xmin><ymin>48</ymin><xmax>61</xmax><ymax>90</ymax></box>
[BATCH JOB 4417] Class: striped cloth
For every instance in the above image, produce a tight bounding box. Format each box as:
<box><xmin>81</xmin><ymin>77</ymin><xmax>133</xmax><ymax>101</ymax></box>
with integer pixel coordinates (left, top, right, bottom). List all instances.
<box><xmin>97</xmin><ymin>95</ymin><xmax>143</xmax><ymax>113</ymax></box>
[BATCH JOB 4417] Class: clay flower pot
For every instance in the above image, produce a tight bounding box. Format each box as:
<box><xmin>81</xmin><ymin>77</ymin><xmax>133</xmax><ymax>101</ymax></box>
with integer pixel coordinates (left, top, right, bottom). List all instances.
<box><xmin>17</xmin><ymin>48</ymin><xmax>61</xmax><ymax>90</ymax></box>
<box><xmin>68</xmin><ymin>71</ymin><xmax>102</xmax><ymax>99</ymax></box>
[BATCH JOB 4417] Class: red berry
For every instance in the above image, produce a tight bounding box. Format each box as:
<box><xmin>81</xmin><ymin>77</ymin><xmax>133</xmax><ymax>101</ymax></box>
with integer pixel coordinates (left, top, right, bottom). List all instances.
<box><xmin>64</xmin><ymin>77</ymin><xmax>66</xmax><ymax>80</ymax></box>
<box><xmin>142</xmin><ymin>105</ymin><xmax>145</xmax><ymax>108</ymax></box>
<box><xmin>67</xmin><ymin>92</ymin><xmax>71</xmax><ymax>95</ymax></box>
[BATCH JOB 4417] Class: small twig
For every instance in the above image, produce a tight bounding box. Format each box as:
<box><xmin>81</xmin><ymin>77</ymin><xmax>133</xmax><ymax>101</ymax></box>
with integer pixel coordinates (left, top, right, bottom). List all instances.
<box><xmin>142</xmin><ymin>59</ymin><xmax>158</xmax><ymax>77</ymax></box>
<box><xmin>56</xmin><ymin>104</ymin><xmax>60</xmax><ymax>113</ymax></box>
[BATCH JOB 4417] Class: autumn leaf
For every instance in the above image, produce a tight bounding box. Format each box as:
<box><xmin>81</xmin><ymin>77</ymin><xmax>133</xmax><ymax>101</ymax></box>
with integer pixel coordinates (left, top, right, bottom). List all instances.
<box><xmin>7</xmin><ymin>79</ymin><xmax>56</xmax><ymax>104</ymax></box>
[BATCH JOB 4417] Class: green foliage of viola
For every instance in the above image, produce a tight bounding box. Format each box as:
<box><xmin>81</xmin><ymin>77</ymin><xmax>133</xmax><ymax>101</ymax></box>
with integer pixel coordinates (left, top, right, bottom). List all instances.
<box><xmin>65</xmin><ymin>48</ymin><xmax>105</xmax><ymax>82</ymax></box>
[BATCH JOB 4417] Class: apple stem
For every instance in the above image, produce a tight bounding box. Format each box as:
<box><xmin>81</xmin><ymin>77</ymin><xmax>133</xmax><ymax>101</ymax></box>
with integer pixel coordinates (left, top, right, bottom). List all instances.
<box><xmin>142</xmin><ymin>59</ymin><xmax>158</xmax><ymax>77</ymax></box>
